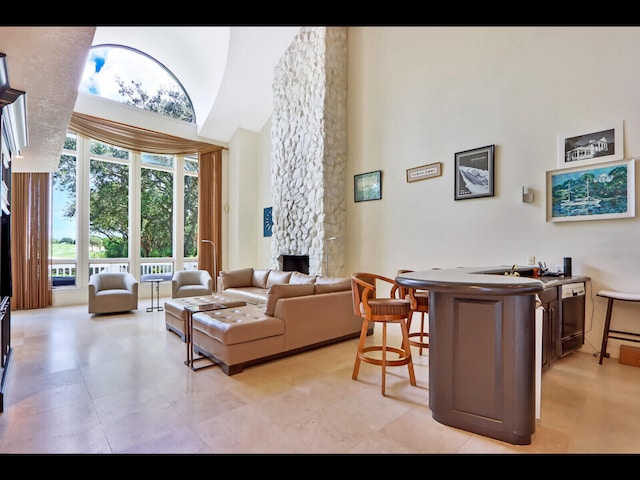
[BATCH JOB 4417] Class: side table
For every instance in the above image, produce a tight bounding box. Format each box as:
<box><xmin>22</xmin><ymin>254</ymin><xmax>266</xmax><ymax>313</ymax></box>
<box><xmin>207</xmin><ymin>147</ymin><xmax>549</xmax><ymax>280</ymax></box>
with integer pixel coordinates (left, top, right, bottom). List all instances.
<box><xmin>143</xmin><ymin>277</ymin><xmax>166</xmax><ymax>312</ymax></box>
<box><xmin>185</xmin><ymin>303</ymin><xmax>225</xmax><ymax>371</ymax></box>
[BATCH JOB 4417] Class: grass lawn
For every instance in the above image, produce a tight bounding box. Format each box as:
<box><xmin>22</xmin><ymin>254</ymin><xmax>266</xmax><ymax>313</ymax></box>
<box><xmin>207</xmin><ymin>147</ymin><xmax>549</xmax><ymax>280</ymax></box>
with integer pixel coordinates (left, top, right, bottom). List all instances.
<box><xmin>51</xmin><ymin>243</ymin><xmax>76</xmax><ymax>259</ymax></box>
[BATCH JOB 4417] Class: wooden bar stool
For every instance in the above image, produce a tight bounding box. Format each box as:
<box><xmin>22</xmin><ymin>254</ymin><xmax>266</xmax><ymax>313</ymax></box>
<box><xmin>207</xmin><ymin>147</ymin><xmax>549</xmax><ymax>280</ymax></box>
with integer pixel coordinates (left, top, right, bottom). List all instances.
<box><xmin>397</xmin><ymin>269</ymin><xmax>430</xmax><ymax>355</ymax></box>
<box><xmin>597</xmin><ymin>290</ymin><xmax>640</xmax><ymax>364</ymax></box>
<box><xmin>351</xmin><ymin>272</ymin><xmax>417</xmax><ymax>396</ymax></box>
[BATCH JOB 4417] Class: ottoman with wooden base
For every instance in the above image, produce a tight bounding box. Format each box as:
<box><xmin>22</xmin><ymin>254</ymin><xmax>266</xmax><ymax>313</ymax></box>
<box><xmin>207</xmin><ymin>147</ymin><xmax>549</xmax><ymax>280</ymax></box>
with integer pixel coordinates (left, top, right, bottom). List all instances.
<box><xmin>164</xmin><ymin>294</ymin><xmax>247</xmax><ymax>341</ymax></box>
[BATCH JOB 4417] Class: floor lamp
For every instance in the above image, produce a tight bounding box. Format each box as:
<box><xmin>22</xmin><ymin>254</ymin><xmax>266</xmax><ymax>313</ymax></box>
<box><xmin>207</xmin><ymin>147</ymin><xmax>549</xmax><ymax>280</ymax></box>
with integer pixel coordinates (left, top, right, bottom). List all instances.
<box><xmin>201</xmin><ymin>239</ymin><xmax>217</xmax><ymax>293</ymax></box>
<box><xmin>325</xmin><ymin>237</ymin><xmax>337</xmax><ymax>276</ymax></box>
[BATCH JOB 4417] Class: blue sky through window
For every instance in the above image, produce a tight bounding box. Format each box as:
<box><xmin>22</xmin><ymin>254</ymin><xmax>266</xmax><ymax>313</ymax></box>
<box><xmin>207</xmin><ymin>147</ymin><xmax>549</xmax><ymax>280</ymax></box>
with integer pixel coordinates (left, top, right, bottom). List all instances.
<box><xmin>52</xmin><ymin>187</ymin><xmax>76</xmax><ymax>241</ymax></box>
<box><xmin>80</xmin><ymin>46</ymin><xmax>182</xmax><ymax>105</ymax></box>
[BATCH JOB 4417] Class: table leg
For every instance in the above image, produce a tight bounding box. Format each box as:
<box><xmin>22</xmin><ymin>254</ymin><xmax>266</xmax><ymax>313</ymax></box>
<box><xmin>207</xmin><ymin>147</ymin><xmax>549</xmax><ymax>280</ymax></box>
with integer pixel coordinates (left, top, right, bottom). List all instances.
<box><xmin>184</xmin><ymin>310</ymin><xmax>192</xmax><ymax>367</ymax></box>
<box><xmin>184</xmin><ymin>307</ymin><xmax>218</xmax><ymax>371</ymax></box>
<box><xmin>146</xmin><ymin>281</ymin><xmax>154</xmax><ymax>312</ymax></box>
<box><xmin>155</xmin><ymin>281</ymin><xmax>163</xmax><ymax>311</ymax></box>
<box><xmin>146</xmin><ymin>281</ymin><xmax>164</xmax><ymax>312</ymax></box>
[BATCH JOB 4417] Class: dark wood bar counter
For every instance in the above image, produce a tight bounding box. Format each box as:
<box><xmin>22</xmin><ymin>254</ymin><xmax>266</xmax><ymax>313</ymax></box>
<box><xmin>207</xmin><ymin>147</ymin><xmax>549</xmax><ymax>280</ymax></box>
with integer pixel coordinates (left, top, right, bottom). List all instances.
<box><xmin>396</xmin><ymin>266</ymin><xmax>545</xmax><ymax>445</ymax></box>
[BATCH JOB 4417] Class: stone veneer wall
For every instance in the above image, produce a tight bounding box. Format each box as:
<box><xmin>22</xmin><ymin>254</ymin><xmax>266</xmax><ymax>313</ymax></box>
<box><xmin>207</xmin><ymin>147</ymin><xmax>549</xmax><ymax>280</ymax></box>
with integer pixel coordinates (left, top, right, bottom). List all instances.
<box><xmin>270</xmin><ymin>27</ymin><xmax>347</xmax><ymax>276</ymax></box>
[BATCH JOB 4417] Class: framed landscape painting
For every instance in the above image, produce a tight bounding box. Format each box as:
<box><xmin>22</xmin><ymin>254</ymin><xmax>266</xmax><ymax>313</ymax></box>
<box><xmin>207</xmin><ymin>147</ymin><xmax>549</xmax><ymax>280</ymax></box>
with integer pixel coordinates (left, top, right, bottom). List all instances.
<box><xmin>546</xmin><ymin>158</ymin><xmax>635</xmax><ymax>222</ymax></box>
<box><xmin>354</xmin><ymin>170</ymin><xmax>382</xmax><ymax>202</ymax></box>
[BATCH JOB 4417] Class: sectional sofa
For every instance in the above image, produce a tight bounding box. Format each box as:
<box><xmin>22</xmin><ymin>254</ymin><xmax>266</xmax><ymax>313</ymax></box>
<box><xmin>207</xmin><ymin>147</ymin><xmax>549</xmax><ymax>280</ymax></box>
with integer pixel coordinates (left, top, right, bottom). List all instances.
<box><xmin>163</xmin><ymin>268</ymin><xmax>371</xmax><ymax>375</ymax></box>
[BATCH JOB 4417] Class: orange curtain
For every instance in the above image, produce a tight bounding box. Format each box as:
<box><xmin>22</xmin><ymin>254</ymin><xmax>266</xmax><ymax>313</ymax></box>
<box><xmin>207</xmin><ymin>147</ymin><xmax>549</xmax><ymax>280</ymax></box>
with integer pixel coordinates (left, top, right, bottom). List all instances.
<box><xmin>198</xmin><ymin>150</ymin><xmax>221</xmax><ymax>282</ymax></box>
<box><xmin>11</xmin><ymin>172</ymin><xmax>52</xmax><ymax>310</ymax></box>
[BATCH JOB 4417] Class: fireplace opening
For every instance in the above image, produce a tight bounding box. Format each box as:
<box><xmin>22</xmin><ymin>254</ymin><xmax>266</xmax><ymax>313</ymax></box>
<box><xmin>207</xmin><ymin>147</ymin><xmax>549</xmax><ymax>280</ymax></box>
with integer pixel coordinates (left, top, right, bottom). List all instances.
<box><xmin>280</xmin><ymin>254</ymin><xmax>309</xmax><ymax>275</ymax></box>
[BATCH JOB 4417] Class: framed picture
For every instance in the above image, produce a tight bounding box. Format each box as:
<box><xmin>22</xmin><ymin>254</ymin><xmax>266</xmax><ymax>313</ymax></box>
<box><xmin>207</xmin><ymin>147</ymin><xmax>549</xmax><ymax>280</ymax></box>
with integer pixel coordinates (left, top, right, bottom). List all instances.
<box><xmin>557</xmin><ymin>121</ymin><xmax>623</xmax><ymax>169</ymax></box>
<box><xmin>354</xmin><ymin>170</ymin><xmax>382</xmax><ymax>202</ymax></box>
<box><xmin>454</xmin><ymin>144</ymin><xmax>495</xmax><ymax>200</ymax></box>
<box><xmin>546</xmin><ymin>158</ymin><xmax>635</xmax><ymax>223</ymax></box>
<box><xmin>406</xmin><ymin>162</ymin><xmax>442</xmax><ymax>183</ymax></box>
<box><xmin>263</xmin><ymin>207</ymin><xmax>273</xmax><ymax>237</ymax></box>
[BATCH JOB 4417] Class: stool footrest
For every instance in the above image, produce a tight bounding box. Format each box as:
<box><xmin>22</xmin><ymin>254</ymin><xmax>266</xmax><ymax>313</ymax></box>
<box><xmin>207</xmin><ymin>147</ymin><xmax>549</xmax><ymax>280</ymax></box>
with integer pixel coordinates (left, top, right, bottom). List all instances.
<box><xmin>608</xmin><ymin>334</ymin><xmax>640</xmax><ymax>343</ymax></box>
<box><xmin>358</xmin><ymin>345</ymin><xmax>412</xmax><ymax>366</ymax></box>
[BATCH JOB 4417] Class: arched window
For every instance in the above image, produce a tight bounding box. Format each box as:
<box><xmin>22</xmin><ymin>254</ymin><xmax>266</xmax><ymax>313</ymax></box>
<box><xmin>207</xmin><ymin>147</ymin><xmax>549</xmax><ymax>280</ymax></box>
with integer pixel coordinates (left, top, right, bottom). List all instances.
<box><xmin>80</xmin><ymin>45</ymin><xmax>195</xmax><ymax>123</ymax></box>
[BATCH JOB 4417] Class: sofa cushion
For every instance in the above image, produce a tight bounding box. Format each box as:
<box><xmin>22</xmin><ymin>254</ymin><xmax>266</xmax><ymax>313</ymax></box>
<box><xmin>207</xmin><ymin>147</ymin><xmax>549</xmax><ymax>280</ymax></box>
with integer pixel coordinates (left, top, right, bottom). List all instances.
<box><xmin>252</xmin><ymin>269</ymin><xmax>271</xmax><ymax>288</ymax></box>
<box><xmin>220</xmin><ymin>268</ymin><xmax>253</xmax><ymax>289</ymax></box>
<box><xmin>314</xmin><ymin>276</ymin><xmax>351</xmax><ymax>294</ymax></box>
<box><xmin>289</xmin><ymin>272</ymin><xmax>316</xmax><ymax>285</ymax></box>
<box><xmin>264</xmin><ymin>284</ymin><xmax>315</xmax><ymax>316</ymax></box>
<box><xmin>266</xmin><ymin>270</ymin><xmax>292</xmax><ymax>288</ymax></box>
<box><xmin>222</xmin><ymin>287</ymin><xmax>269</xmax><ymax>305</ymax></box>
<box><xmin>192</xmin><ymin>305</ymin><xmax>284</xmax><ymax>346</ymax></box>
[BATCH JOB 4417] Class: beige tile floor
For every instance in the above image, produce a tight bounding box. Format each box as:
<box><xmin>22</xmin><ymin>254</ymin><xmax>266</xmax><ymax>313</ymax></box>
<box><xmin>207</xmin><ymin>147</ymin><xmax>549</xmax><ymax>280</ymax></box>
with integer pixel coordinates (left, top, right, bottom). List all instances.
<box><xmin>1</xmin><ymin>298</ymin><xmax>639</xmax><ymax>454</ymax></box>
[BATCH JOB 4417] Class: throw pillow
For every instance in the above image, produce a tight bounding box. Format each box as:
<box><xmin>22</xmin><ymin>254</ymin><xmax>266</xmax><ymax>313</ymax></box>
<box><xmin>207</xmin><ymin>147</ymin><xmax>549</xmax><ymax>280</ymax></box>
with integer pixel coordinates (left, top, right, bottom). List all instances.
<box><xmin>219</xmin><ymin>268</ymin><xmax>253</xmax><ymax>289</ymax></box>
<box><xmin>264</xmin><ymin>284</ymin><xmax>315</xmax><ymax>316</ymax></box>
<box><xmin>314</xmin><ymin>276</ymin><xmax>351</xmax><ymax>294</ymax></box>
<box><xmin>252</xmin><ymin>269</ymin><xmax>271</xmax><ymax>288</ymax></box>
<box><xmin>289</xmin><ymin>272</ymin><xmax>316</xmax><ymax>285</ymax></box>
<box><xmin>266</xmin><ymin>270</ymin><xmax>292</xmax><ymax>288</ymax></box>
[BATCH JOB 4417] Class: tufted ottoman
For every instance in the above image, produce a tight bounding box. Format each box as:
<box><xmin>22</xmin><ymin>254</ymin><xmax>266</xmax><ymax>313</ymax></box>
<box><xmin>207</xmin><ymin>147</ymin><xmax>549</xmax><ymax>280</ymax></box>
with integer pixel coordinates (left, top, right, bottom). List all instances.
<box><xmin>191</xmin><ymin>304</ymin><xmax>285</xmax><ymax>375</ymax></box>
<box><xmin>164</xmin><ymin>294</ymin><xmax>247</xmax><ymax>341</ymax></box>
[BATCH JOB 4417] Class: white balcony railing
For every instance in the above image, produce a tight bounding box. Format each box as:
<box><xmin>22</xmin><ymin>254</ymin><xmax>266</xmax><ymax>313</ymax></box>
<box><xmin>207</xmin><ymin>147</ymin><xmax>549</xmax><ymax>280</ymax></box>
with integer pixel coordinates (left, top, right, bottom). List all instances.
<box><xmin>50</xmin><ymin>259</ymin><xmax>200</xmax><ymax>287</ymax></box>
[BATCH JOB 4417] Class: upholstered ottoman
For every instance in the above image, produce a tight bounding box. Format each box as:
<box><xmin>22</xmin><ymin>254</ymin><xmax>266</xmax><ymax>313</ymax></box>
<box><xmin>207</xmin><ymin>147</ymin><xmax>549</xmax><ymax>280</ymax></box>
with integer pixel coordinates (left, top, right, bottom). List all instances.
<box><xmin>191</xmin><ymin>304</ymin><xmax>285</xmax><ymax>375</ymax></box>
<box><xmin>164</xmin><ymin>294</ymin><xmax>247</xmax><ymax>340</ymax></box>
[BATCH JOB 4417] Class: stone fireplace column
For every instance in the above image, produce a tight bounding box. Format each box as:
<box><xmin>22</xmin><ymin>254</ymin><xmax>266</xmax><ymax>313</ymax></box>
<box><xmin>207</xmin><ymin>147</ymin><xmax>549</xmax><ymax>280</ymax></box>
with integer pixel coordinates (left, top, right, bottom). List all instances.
<box><xmin>270</xmin><ymin>27</ymin><xmax>347</xmax><ymax>276</ymax></box>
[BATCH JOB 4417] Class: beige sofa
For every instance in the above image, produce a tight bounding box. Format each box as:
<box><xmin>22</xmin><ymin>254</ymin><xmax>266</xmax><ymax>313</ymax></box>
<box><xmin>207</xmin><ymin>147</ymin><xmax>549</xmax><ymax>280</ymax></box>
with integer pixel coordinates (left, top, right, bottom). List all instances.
<box><xmin>164</xmin><ymin>268</ymin><xmax>371</xmax><ymax>375</ymax></box>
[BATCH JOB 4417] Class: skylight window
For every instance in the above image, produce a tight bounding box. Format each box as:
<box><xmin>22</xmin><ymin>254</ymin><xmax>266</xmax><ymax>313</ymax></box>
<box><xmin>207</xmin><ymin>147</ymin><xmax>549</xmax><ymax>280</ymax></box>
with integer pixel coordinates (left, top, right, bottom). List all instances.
<box><xmin>80</xmin><ymin>45</ymin><xmax>195</xmax><ymax>123</ymax></box>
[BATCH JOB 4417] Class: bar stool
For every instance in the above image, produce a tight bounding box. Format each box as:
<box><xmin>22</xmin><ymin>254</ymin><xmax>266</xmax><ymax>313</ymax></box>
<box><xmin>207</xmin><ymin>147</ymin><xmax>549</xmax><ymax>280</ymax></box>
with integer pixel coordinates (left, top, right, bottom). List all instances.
<box><xmin>351</xmin><ymin>272</ymin><xmax>417</xmax><ymax>396</ymax></box>
<box><xmin>597</xmin><ymin>290</ymin><xmax>640</xmax><ymax>364</ymax></box>
<box><xmin>397</xmin><ymin>269</ymin><xmax>430</xmax><ymax>355</ymax></box>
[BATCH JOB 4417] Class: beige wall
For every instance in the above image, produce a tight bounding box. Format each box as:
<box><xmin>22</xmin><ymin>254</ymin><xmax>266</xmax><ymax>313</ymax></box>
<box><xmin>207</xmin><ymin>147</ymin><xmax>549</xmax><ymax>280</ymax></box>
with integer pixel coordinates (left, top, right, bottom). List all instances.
<box><xmin>342</xmin><ymin>26</ymin><xmax>640</xmax><ymax>357</ymax></box>
<box><xmin>240</xmin><ymin>26</ymin><xmax>640</xmax><ymax>359</ymax></box>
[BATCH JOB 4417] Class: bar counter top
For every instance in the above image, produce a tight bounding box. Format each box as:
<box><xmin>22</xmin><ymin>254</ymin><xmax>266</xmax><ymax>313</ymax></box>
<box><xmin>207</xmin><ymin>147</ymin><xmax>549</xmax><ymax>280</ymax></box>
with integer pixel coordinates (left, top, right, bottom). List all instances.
<box><xmin>396</xmin><ymin>266</ymin><xmax>589</xmax><ymax>296</ymax></box>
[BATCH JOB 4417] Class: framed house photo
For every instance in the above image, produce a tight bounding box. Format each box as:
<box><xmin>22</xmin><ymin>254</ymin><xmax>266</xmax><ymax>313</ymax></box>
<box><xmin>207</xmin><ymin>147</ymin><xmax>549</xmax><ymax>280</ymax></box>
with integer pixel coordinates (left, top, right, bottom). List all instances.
<box><xmin>454</xmin><ymin>144</ymin><xmax>495</xmax><ymax>200</ymax></box>
<box><xmin>354</xmin><ymin>170</ymin><xmax>382</xmax><ymax>202</ymax></box>
<box><xmin>557</xmin><ymin>120</ymin><xmax>623</xmax><ymax>169</ymax></box>
<box><xmin>546</xmin><ymin>158</ymin><xmax>635</xmax><ymax>223</ymax></box>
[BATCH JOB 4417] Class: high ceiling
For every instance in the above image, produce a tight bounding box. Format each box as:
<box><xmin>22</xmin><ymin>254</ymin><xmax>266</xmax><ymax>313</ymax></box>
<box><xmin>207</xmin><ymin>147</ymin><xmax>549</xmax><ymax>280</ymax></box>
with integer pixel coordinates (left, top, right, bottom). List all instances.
<box><xmin>0</xmin><ymin>26</ymin><xmax>301</xmax><ymax>173</ymax></box>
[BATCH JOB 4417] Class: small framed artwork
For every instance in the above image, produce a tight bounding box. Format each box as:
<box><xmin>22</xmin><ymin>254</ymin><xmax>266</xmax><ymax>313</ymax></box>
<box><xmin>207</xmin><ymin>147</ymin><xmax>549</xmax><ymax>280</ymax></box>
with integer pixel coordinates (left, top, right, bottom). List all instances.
<box><xmin>454</xmin><ymin>144</ymin><xmax>495</xmax><ymax>200</ymax></box>
<box><xmin>354</xmin><ymin>170</ymin><xmax>382</xmax><ymax>202</ymax></box>
<box><xmin>546</xmin><ymin>158</ymin><xmax>635</xmax><ymax>223</ymax></box>
<box><xmin>557</xmin><ymin>120</ymin><xmax>623</xmax><ymax>169</ymax></box>
<box><xmin>263</xmin><ymin>207</ymin><xmax>273</xmax><ymax>237</ymax></box>
<box><xmin>406</xmin><ymin>162</ymin><xmax>442</xmax><ymax>183</ymax></box>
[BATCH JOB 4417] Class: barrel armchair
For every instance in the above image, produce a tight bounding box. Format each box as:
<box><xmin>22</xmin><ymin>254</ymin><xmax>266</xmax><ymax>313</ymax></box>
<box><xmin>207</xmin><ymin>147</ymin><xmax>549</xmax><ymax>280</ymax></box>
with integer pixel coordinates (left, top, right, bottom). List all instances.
<box><xmin>88</xmin><ymin>272</ymin><xmax>139</xmax><ymax>314</ymax></box>
<box><xmin>171</xmin><ymin>269</ymin><xmax>213</xmax><ymax>298</ymax></box>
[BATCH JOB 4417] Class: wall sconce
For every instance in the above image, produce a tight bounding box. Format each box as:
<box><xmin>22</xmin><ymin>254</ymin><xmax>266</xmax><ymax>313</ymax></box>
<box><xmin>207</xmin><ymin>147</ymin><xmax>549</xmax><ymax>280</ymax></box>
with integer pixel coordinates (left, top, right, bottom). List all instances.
<box><xmin>522</xmin><ymin>186</ymin><xmax>534</xmax><ymax>204</ymax></box>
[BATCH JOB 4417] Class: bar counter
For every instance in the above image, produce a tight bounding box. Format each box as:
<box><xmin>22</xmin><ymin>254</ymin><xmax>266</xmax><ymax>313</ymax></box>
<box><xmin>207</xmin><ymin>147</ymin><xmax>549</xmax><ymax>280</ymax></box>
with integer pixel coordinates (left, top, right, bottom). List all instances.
<box><xmin>396</xmin><ymin>266</ymin><xmax>545</xmax><ymax>445</ymax></box>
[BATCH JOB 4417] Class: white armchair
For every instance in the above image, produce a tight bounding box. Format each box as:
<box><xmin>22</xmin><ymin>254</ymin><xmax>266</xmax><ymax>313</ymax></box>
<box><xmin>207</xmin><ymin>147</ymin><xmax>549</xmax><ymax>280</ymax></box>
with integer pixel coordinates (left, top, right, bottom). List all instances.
<box><xmin>88</xmin><ymin>272</ymin><xmax>139</xmax><ymax>314</ymax></box>
<box><xmin>171</xmin><ymin>270</ymin><xmax>213</xmax><ymax>298</ymax></box>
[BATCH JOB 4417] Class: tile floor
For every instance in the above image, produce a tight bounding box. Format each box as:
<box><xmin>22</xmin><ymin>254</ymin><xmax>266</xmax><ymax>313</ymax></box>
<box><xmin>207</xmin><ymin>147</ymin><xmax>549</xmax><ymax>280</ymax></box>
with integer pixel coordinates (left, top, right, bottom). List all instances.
<box><xmin>1</xmin><ymin>298</ymin><xmax>639</xmax><ymax>454</ymax></box>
